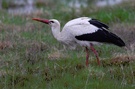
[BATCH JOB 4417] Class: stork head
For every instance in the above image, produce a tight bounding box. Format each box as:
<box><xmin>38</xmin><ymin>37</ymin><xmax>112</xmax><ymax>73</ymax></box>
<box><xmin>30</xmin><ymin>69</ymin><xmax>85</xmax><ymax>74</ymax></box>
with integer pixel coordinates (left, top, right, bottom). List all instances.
<box><xmin>32</xmin><ymin>18</ymin><xmax>60</xmax><ymax>28</ymax></box>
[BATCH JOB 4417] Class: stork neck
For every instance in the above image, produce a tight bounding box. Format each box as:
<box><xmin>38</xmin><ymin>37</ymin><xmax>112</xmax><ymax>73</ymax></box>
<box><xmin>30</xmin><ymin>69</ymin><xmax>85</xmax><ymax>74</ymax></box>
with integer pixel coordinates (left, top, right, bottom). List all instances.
<box><xmin>51</xmin><ymin>26</ymin><xmax>62</xmax><ymax>41</ymax></box>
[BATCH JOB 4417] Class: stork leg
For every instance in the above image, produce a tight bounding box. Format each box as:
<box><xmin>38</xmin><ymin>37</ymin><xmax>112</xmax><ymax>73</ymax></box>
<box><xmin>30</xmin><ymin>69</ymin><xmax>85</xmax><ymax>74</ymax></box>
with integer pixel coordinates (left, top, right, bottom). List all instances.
<box><xmin>85</xmin><ymin>47</ymin><xmax>89</xmax><ymax>67</ymax></box>
<box><xmin>90</xmin><ymin>44</ymin><xmax>100</xmax><ymax>65</ymax></box>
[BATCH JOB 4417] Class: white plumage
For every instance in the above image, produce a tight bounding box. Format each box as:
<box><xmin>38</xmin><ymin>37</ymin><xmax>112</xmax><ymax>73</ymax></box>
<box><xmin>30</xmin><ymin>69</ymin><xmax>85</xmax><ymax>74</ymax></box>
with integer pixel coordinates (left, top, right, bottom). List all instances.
<box><xmin>64</xmin><ymin>17</ymin><xmax>98</xmax><ymax>37</ymax></box>
<box><xmin>62</xmin><ymin>17</ymin><xmax>99</xmax><ymax>48</ymax></box>
<box><xmin>33</xmin><ymin>17</ymin><xmax>125</xmax><ymax>66</ymax></box>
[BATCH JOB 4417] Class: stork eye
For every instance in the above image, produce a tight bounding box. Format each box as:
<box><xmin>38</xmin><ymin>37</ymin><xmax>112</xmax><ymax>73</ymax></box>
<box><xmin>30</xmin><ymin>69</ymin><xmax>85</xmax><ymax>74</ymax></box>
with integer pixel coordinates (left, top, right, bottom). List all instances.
<box><xmin>50</xmin><ymin>21</ymin><xmax>54</xmax><ymax>23</ymax></box>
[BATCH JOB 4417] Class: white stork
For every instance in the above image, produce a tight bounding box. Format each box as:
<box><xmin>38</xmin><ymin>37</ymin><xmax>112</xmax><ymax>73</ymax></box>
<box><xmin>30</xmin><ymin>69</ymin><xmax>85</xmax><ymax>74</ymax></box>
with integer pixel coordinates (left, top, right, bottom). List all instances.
<box><xmin>33</xmin><ymin>17</ymin><xmax>125</xmax><ymax>67</ymax></box>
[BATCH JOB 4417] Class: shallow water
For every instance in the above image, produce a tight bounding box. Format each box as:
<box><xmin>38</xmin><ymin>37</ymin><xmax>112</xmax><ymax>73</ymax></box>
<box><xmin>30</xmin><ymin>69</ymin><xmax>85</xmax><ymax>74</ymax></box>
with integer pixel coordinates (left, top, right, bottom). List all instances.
<box><xmin>3</xmin><ymin>0</ymin><xmax>125</xmax><ymax>15</ymax></box>
<box><xmin>96</xmin><ymin>0</ymin><xmax>123</xmax><ymax>7</ymax></box>
<box><xmin>8</xmin><ymin>0</ymin><xmax>36</xmax><ymax>15</ymax></box>
<box><xmin>64</xmin><ymin>0</ymin><xmax>125</xmax><ymax>8</ymax></box>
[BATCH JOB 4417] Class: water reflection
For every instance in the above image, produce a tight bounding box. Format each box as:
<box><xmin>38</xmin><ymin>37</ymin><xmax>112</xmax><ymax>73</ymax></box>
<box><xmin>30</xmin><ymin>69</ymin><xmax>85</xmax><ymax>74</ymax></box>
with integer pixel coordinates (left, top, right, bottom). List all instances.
<box><xmin>8</xmin><ymin>0</ymin><xmax>36</xmax><ymax>15</ymax></box>
<box><xmin>66</xmin><ymin>0</ymin><xmax>87</xmax><ymax>8</ymax></box>
<box><xmin>67</xmin><ymin>0</ymin><xmax>125</xmax><ymax>8</ymax></box>
<box><xmin>96</xmin><ymin>0</ymin><xmax>123</xmax><ymax>7</ymax></box>
<box><xmin>1</xmin><ymin>0</ymin><xmax>125</xmax><ymax>15</ymax></box>
<box><xmin>0</xmin><ymin>0</ymin><xmax>2</xmax><ymax>9</ymax></box>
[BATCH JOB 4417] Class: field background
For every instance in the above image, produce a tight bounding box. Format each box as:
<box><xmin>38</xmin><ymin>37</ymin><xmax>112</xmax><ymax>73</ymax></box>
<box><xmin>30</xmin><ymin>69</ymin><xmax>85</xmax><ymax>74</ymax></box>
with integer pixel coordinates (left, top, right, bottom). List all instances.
<box><xmin>0</xmin><ymin>0</ymin><xmax>135</xmax><ymax>89</ymax></box>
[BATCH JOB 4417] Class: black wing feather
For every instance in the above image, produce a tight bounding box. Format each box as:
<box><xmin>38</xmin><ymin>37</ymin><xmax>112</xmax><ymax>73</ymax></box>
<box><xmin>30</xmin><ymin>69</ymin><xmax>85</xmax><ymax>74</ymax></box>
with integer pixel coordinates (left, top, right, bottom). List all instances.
<box><xmin>75</xmin><ymin>18</ymin><xmax>125</xmax><ymax>47</ymax></box>
<box><xmin>89</xmin><ymin>19</ymin><xmax>109</xmax><ymax>29</ymax></box>
<box><xmin>75</xmin><ymin>28</ymin><xmax>125</xmax><ymax>47</ymax></box>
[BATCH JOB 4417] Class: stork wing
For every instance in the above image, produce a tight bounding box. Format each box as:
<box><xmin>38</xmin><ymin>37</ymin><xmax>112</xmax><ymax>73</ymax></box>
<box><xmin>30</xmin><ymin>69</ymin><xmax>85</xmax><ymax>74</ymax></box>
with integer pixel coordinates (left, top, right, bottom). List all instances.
<box><xmin>75</xmin><ymin>28</ymin><xmax>125</xmax><ymax>47</ymax></box>
<box><xmin>64</xmin><ymin>18</ymin><xmax>108</xmax><ymax>37</ymax></box>
<box><xmin>63</xmin><ymin>18</ymin><xmax>125</xmax><ymax>47</ymax></box>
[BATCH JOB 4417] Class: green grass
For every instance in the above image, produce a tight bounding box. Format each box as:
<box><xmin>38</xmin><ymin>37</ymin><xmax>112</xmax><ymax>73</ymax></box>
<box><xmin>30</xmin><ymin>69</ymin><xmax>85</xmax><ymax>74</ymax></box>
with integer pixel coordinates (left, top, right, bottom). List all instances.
<box><xmin>0</xmin><ymin>0</ymin><xmax>135</xmax><ymax>89</ymax></box>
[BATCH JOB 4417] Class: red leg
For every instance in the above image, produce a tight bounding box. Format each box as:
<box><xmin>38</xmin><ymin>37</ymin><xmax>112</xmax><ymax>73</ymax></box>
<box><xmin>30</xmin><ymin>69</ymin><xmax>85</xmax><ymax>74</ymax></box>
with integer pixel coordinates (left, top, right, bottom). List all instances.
<box><xmin>85</xmin><ymin>47</ymin><xmax>89</xmax><ymax>67</ymax></box>
<box><xmin>90</xmin><ymin>44</ymin><xmax>100</xmax><ymax>65</ymax></box>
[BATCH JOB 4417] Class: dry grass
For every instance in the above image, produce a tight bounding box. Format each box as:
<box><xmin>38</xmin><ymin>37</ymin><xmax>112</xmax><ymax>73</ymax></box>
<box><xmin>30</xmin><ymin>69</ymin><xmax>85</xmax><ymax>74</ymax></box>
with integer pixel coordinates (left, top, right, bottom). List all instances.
<box><xmin>0</xmin><ymin>41</ymin><xmax>13</xmax><ymax>50</ymax></box>
<box><xmin>111</xmin><ymin>53</ymin><xmax>135</xmax><ymax>65</ymax></box>
<box><xmin>48</xmin><ymin>51</ymin><xmax>64</xmax><ymax>60</ymax></box>
<box><xmin>102</xmin><ymin>53</ymin><xmax>135</xmax><ymax>67</ymax></box>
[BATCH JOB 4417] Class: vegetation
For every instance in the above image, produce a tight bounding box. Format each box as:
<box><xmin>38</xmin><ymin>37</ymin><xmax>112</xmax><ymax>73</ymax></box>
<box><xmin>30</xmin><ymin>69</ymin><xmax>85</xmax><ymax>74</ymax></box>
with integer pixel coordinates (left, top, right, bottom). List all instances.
<box><xmin>0</xmin><ymin>0</ymin><xmax>135</xmax><ymax>89</ymax></box>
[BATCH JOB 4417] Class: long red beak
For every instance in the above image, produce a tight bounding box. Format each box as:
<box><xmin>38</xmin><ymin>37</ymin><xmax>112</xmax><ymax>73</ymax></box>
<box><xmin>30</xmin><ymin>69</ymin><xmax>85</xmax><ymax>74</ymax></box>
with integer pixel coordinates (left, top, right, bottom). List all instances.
<box><xmin>32</xmin><ymin>18</ymin><xmax>50</xmax><ymax>24</ymax></box>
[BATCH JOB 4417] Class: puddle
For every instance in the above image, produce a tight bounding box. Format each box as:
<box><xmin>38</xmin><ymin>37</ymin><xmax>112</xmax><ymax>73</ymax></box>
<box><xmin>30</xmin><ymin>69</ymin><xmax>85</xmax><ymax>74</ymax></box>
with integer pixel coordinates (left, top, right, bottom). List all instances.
<box><xmin>96</xmin><ymin>0</ymin><xmax>124</xmax><ymax>7</ymax></box>
<box><xmin>8</xmin><ymin>6</ymin><xmax>36</xmax><ymax>15</ymax></box>
<box><xmin>1</xmin><ymin>0</ymin><xmax>126</xmax><ymax>15</ymax></box>
<box><xmin>0</xmin><ymin>0</ymin><xmax>1</xmax><ymax>9</ymax></box>
<box><xmin>66</xmin><ymin>0</ymin><xmax>87</xmax><ymax>8</ymax></box>
<box><xmin>8</xmin><ymin>0</ymin><xmax>37</xmax><ymax>15</ymax></box>
<box><xmin>63</xmin><ymin>0</ymin><xmax>125</xmax><ymax>8</ymax></box>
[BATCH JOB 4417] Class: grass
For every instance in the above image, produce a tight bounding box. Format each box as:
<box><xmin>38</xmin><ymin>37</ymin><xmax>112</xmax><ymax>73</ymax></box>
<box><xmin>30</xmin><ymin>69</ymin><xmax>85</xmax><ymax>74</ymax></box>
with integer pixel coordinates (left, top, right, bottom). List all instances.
<box><xmin>0</xmin><ymin>0</ymin><xmax>135</xmax><ymax>89</ymax></box>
